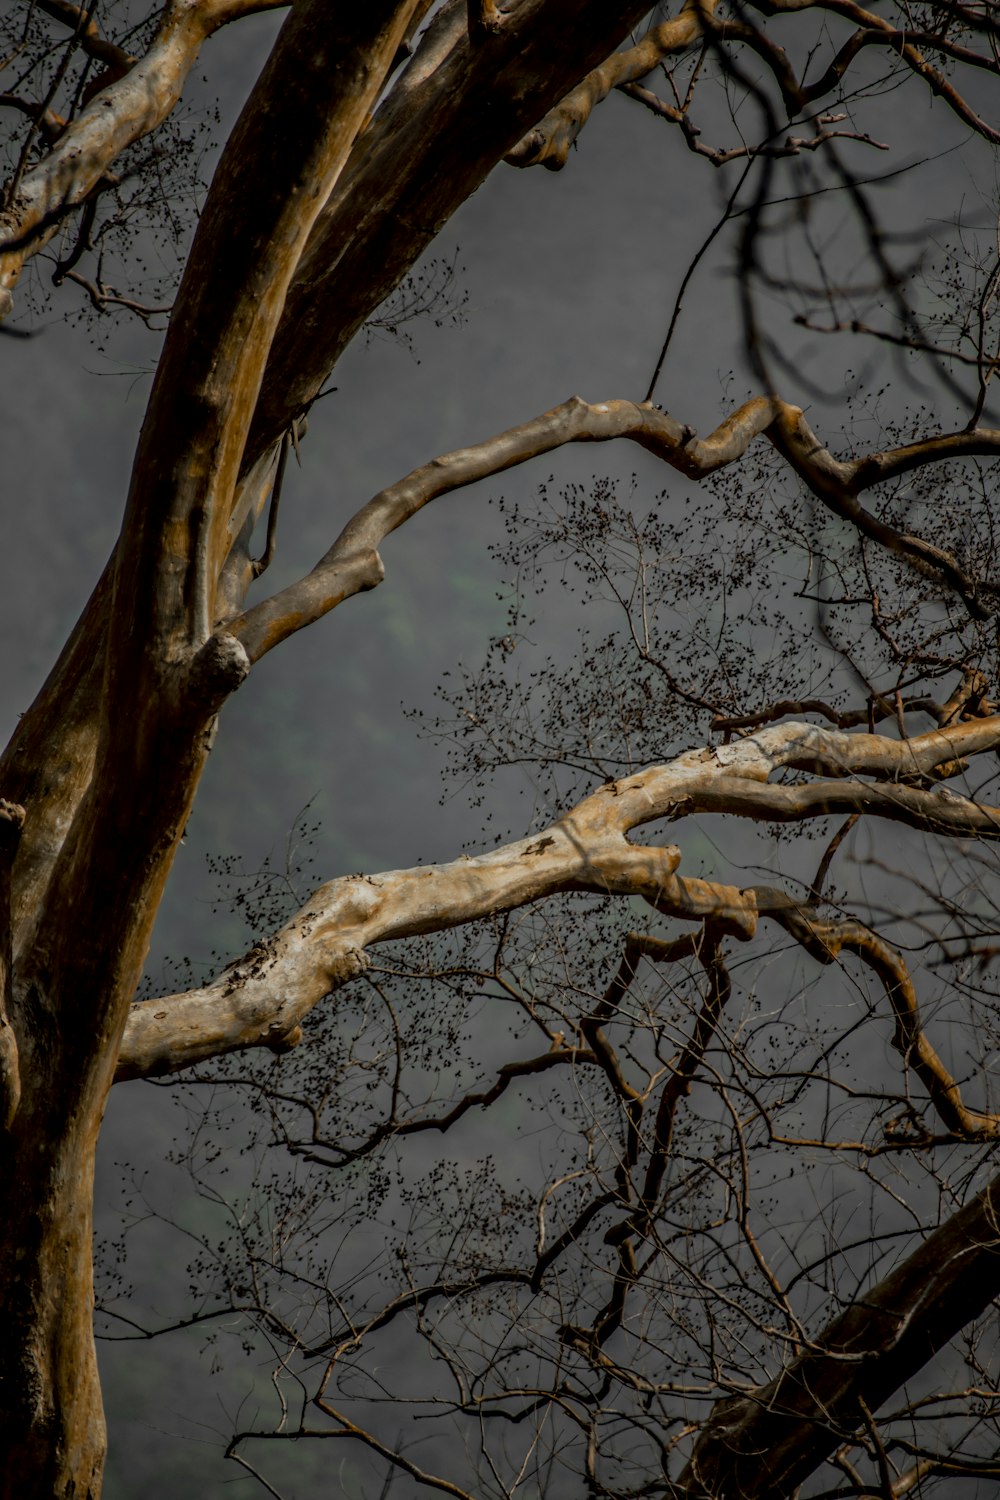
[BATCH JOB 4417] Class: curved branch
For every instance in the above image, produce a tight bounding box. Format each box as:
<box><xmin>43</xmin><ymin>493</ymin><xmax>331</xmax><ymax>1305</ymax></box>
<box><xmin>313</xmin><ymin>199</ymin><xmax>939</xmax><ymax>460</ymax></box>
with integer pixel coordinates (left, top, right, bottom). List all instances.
<box><xmin>35</xmin><ymin>0</ymin><xmax>136</xmax><ymax>73</ymax></box>
<box><xmin>118</xmin><ymin>716</ymin><xmax>1000</xmax><ymax>1079</ymax></box>
<box><xmin>770</xmin><ymin>906</ymin><xmax>1000</xmax><ymax>1138</ymax></box>
<box><xmin>228</xmin><ymin>395</ymin><xmax>1000</xmax><ymax>662</ymax></box>
<box><xmin>108</xmin><ymin>1</ymin><xmax>425</xmax><ymax>671</ymax></box>
<box><xmin>505</xmin><ymin>1</ymin><xmax>716</xmax><ymax>170</ymax></box>
<box><xmin>510</xmin><ymin>0</ymin><xmax>1000</xmax><ymax>173</ymax></box>
<box><xmin>0</xmin><ymin>0</ymin><xmax>289</xmax><ymax>316</ymax></box>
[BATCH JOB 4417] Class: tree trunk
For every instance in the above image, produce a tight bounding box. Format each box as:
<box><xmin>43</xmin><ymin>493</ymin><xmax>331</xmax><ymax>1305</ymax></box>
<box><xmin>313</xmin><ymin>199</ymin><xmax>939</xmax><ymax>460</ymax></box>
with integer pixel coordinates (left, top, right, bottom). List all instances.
<box><xmin>0</xmin><ymin>1117</ymin><xmax>104</xmax><ymax>1498</ymax></box>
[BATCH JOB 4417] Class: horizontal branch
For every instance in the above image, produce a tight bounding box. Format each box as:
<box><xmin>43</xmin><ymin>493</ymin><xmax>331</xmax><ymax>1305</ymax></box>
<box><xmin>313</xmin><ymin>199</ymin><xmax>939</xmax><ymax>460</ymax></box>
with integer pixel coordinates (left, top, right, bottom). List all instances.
<box><xmin>226</xmin><ymin>394</ymin><xmax>1000</xmax><ymax>662</ymax></box>
<box><xmin>118</xmin><ymin>717</ymin><xmax>1000</xmax><ymax>1079</ymax></box>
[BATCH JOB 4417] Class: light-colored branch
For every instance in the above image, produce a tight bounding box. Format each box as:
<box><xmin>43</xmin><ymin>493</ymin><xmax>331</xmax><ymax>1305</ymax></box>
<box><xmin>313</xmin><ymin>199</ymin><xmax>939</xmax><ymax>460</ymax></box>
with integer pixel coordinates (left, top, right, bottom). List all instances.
<box><xmin>0</xmin><ymin>0</ymin><xmax>289</xmax><ymax>317</ymax></box>
<box><xmin>226</xmin><ymin>394</ymin><xmax>1000</xmax><ymax>662</ymax></box>
<box><xmin>506</xmin><ymin>1</ymin><xmax>716</xmax><ymax>170</ymax></box>
<box><xmin>687</xmin><ymin>776</ymin><xmax>1000</xmax><ymax>838</ymax></box>
<box><xmin>117</xmin><ymin>717</ymin><xmax>1000</xmax><ymax>1079</ymax></box>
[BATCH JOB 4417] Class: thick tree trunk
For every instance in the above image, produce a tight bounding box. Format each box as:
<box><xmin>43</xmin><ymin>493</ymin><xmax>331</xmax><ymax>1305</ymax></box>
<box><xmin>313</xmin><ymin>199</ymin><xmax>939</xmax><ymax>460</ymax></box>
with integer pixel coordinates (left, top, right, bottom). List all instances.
<box><xmin>0</xmin><ymin>706</ymin><xmax>218</xmax><ymax>1494</ymax></box>
<box><xmin>0</xmin><ymin>1120</ymin><xmax>104</xmax><ymax>1498</ymax></box>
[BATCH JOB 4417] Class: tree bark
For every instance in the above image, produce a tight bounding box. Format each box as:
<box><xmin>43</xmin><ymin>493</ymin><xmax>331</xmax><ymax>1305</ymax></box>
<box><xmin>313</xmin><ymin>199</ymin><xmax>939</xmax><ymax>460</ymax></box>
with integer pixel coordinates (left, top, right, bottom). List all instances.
<box><xmin>676</xmin><ymin>1173</ymin><xmax>1000</xmax><ymax>1498</ymax></box>
<box><xmin>0</xmin><ymin>5</ymin><xmax>426</xmax><ymax>1490</ymax></box>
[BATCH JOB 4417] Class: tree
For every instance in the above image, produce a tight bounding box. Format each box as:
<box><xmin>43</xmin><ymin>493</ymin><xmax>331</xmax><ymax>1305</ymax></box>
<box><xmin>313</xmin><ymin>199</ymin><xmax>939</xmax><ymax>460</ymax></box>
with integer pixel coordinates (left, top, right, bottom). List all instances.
<box><xmin>2</xmin><ymin>0</ymin><xmax>1000</xmax><ymax>1495</ymax></box>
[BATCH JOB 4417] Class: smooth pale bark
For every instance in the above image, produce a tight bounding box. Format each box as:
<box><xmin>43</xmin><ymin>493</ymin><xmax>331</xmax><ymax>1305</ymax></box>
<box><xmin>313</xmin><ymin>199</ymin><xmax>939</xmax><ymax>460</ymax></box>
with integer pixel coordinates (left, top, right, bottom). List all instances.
<box><xmin>228</xmin><ymin>395</ymin><xmax>1000</xmax><ymax>661</ymax></box>
<box><xmin>118</xmin><ymin>716</ymin><xmax>1000</xmax><ymax>1078</ymax></box>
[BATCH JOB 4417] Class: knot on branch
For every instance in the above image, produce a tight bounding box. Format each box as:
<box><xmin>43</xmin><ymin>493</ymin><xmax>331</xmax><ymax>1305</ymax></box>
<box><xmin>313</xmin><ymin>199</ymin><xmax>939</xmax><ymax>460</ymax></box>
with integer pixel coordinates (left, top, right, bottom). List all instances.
<box><xmin>326</xmin><ymin>944</ymin><xmax>369</xmax><ymax>992</ymax></box>
<box><xmin>265</xmin><ymin>1022</ymin><xmax>303</xmax><ymax>1054</ymax></box>
<box><xmin>189</xmin><ymin>631</ymin><xmax>251</xmax><ymax>706</ymax></box>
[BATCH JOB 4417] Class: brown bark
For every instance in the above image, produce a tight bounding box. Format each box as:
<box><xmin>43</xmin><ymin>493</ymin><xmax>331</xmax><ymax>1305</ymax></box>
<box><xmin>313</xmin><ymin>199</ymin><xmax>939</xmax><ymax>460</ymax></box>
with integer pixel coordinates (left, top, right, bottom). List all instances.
<box><xmin>677</xmin><ymin>1173</ymin><xmax>1000</xmax><ymax>1498</ymax></box>
<box><xmin>0</xmin><ymin>5</ymin><xmax>429</xmax><ymax>1490</ymax></box>
<box><xmin>3</xmin><ymin>3</ymin><xmax>1000</xmax><ymax>1493</ymax></box>
<box><xmin>244</xmin><ymin>0</ymin><xmax>662</xmax><ymax>462</ymax></box>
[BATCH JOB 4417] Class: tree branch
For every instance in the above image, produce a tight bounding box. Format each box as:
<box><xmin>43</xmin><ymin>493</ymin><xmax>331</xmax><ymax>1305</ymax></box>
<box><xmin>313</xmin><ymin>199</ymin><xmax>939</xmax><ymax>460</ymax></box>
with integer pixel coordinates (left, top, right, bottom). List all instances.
<box><xmin>108</xmin><ymin>0</ymin><xmax>427</xmax><ymax>675</ymax></box>
<box><xmin>35</xmin><ymin>0</ymin><xmax>136</xmax><ymax>74</ymax></box>
<box><xmin>676</xmin><ymin>1172</ymin><xmax>1000</xmax><ymax>1499</ymax></box>
<box><xmin>247</xmin><ymin>0</ymin><xmax>662</xmax><ymax>457</ymax></box>
<box><xmin>770</xmin><ymin>906</ymin><xmax>1000</xmax><ymax>1138</ymax></box>
<box><xmin>117</xmin><ymin>716</ymin><xmax>1000</xmax><ymax>1078</ymax></box>
<box><xmin>227</xmin><ymin>395</ymin><xmax>1000</xmax><ymax>663</ymax></box>
<box><xmin>0</xmin><ymin>0</ymin><xmax>289</xmax><ymax>316</ymax></box>
<box><xmin>509</xmin><ymin>0</ymin><xmax>1000</xmax><ymax>173</ymax></box>
<box><xmin>505</xmin><ymin>1</ymin><xmax>716</xmax><ymax>171</ymax></box>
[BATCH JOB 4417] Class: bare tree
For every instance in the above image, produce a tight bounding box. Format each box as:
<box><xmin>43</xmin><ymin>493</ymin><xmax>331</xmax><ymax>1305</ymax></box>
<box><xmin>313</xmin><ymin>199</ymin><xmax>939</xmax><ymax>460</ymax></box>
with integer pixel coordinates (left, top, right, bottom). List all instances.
<box><xmin>3</xmin><ymin>1</ymin><xmax>1000</xmax><ymax>1495</ymax></box>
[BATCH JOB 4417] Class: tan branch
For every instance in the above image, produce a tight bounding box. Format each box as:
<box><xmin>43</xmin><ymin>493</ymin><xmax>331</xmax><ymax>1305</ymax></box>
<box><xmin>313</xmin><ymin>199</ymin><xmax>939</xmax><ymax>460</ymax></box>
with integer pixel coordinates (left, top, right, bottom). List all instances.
<box><xmin>35</xmin><ymin>0</ymin><xmax>136</xmax><ymax>74</ymax></box>
<box><xmin>0</xmin><ymin>0</ymin><xmax>289</xmax><ymax>316</ymax></box>
<box><xmin>118</xmin><ymin>717</ymin><xmax>1000</xmax><ymax>1079</ymax></box>
<box><xmin>510</xmin><ymin>0</ymin><xmax>999</xmax><ymax>174</ymax></box>
<box><xmin>228</xmin><ymin>395</ymin><xmax>1000</xmax><ymax>662</ymax></box>
<box><xmin>506</xmin><ymin>2</ymin><xmax>715</xmax><ymax>170</ymax></box>
<box><xmin>690</xmin><ymin>776</ymin><xmax>1000</xmax><ymax>839</ymax></box>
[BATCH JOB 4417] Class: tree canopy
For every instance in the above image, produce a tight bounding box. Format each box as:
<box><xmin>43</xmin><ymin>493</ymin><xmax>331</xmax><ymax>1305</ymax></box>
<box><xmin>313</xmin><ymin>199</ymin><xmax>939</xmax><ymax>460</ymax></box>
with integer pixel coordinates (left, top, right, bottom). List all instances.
<box><xmin>3</xmin><ymin>2</ymin><xmax>1000</xmax><ymax>1496</ymax></box>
